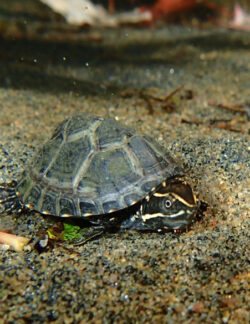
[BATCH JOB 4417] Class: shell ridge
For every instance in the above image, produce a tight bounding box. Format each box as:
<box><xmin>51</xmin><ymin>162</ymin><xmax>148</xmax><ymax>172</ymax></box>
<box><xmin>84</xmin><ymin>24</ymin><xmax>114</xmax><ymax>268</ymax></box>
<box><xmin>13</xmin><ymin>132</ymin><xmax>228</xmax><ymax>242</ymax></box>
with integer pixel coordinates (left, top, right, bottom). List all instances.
<box><xmin>42</xmin><ymin>118</ymin><xmax>71</xmax><ymax>177</ymax></box>
<box><xmin>123</xmin><ymin>139</ymin><xmax>144</xmax><ymax>177</ymax></box>
<box><xmin>72</xmin><ymin>119</ymin><xmax>103</xmax><ymax>193</ymax></box>
<box><xmin>143</xmin><ymin>135</ymin><xmax>183</xmax><ymax>175</ymax></box>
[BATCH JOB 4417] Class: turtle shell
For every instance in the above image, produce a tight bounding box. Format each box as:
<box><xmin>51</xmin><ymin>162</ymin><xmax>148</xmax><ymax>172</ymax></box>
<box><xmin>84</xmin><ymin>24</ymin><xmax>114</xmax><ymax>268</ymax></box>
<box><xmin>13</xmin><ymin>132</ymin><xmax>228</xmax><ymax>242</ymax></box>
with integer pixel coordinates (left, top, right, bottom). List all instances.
<box><xmin>17</xmin><ymin>114</ymin><xmax>183</xmax><ymax>217</ymax></box>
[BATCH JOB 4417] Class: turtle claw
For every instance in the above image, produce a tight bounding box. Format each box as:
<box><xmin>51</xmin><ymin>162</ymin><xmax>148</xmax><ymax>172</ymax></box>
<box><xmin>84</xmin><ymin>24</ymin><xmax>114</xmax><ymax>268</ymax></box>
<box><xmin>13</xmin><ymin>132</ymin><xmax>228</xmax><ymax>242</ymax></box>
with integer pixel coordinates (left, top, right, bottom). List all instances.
<box><xmin>72</xmin><ymin>230</ymin><xmax>104</xmax><ymax>246</ymax></box>
<box><xmin>0</xmin><ymin>181</ymin><xmax>22</xmax><ymax>214</ymax></box>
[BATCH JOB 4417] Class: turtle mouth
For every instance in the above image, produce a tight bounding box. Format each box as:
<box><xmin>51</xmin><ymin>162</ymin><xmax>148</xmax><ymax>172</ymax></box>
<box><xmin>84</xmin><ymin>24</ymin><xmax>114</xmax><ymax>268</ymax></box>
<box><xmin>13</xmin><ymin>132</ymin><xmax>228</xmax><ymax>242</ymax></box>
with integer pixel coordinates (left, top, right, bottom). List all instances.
<box><xmin>144</xmin><ymin>206</ymin><xmax>198</xmax><ymax>231</ymax></box>
<box><xmin>164</xmin><ymin>208</ymin><xmax>197</xmax><ymax>230</ymax></box>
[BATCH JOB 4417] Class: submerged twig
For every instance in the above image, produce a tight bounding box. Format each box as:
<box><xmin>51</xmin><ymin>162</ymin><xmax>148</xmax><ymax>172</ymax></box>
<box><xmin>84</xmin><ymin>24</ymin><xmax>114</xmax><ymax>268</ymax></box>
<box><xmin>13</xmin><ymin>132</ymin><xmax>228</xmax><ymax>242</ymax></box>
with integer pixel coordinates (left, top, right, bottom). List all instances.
<box><xmin>209</xmin><ymin>100</ymin><xmax>250</xmax><ymax>117</ymax></box>
<box><xmin>181</xmin><ymin>117</ymin><xmax>246</xmax><ymax>133</ymax></box>
<box><xmin>121</xmin><ymin>84</ymin><xmax>185</xmax><ymax>115</ymax></box>
<box><xmin>0</xmin><ymin>230</ymin><xmax>30</xmax><ymax>251</ymax></box>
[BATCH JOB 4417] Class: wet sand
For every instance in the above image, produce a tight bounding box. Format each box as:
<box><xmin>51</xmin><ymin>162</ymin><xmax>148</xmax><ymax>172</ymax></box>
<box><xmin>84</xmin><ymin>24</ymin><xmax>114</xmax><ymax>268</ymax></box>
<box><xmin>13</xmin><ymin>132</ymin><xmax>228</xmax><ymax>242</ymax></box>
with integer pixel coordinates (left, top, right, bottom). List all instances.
<box><xmin>0</xmin><ymin>4</ymin><xmax>249</xmax><ymax>323</ymax></box>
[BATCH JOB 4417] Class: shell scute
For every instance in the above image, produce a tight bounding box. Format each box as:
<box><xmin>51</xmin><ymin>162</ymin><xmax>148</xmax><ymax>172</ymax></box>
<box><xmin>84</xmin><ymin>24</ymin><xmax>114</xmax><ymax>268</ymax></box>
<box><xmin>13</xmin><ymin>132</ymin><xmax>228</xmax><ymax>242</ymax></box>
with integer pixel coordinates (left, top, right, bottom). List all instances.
<box><xmin>59</xmin><ymin>197</ymin><xmax>76</xmax><ymax>216</ymax></box>
<box><xmin>45</xmin><ymin>135</ymin><xmax>92</xmax><ymax>185</ymax></box>
<box><xmin>95</xmin><ymin>117</ymin><xmax>133</xmax><ymax>149</ymax></box>
<box><xmin>41</xmin><ymin>192</ymin><xmax>57</xmax><ymax>215</ymax></box>
<box><xmin>79</xmin><ymin>200</ymin><xmax>100</xmax><ymax>216</ymax></box>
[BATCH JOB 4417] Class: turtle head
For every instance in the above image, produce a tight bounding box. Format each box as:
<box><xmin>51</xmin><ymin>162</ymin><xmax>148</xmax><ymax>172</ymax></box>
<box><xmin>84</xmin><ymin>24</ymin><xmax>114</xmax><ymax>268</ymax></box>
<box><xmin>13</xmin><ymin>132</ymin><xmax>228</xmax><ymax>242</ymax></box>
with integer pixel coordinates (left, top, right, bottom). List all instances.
<box><xmin>140</xmin><ymin>177</ymin><xmax>198</xmax><ymax>230</ymax></box>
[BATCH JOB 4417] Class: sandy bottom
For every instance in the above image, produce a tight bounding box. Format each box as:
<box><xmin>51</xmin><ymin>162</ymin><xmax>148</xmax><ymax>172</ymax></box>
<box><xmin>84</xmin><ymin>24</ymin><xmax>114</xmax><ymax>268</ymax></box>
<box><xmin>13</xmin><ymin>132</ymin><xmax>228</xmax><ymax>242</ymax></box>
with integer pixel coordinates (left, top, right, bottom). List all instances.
<box><xmin>0</xmin><ymin>5</ymin><xmax>249</xmax><ymax>323</ymax></box>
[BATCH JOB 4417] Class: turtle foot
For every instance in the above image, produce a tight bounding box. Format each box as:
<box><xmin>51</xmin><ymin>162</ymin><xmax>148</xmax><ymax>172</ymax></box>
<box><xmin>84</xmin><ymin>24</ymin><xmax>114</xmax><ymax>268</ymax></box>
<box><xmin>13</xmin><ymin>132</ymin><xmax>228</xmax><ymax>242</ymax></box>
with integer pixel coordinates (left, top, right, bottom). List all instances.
<box><xmin>0</xmin><ymin>181</ymin><xmax>23</xmax><ymax>214</ymax></box>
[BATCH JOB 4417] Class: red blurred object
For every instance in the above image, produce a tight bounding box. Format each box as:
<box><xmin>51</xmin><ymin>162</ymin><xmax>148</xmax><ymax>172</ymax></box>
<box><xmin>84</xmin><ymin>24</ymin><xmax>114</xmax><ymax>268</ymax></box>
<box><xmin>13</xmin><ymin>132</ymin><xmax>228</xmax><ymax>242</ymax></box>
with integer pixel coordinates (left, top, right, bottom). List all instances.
<box><xmin>139</xmin><ymin>0</ymin><xmax>230</xmax><ymax>21</ymax></box>
<box><xmin>108</xmin><ymin>0</ymin><xmax>115</xmax><ymax>13</ymax></box>
<box><xmin>141</xmin><ymin>0</ymin><xmax>197</xmax><ymax>18</ymax></box>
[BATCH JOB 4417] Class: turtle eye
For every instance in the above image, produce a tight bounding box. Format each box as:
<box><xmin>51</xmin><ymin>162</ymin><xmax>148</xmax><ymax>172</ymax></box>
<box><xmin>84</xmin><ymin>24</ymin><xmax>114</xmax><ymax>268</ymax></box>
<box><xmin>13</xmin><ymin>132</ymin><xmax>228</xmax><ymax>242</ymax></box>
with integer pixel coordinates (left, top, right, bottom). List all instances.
<box><xmin>164</xmin><ymin>199</ymin><xmax>172</xmax><ymax>208</ymax></box>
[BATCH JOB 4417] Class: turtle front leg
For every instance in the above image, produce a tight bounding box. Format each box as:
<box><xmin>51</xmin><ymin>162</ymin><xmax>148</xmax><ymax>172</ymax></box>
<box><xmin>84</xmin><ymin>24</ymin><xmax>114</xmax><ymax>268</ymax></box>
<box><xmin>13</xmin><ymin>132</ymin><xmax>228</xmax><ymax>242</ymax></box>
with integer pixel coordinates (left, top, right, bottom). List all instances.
<box><xmin>0</xmin><ymin>181</ymin><xmax>23</xmax><ymax>214</ymax></box>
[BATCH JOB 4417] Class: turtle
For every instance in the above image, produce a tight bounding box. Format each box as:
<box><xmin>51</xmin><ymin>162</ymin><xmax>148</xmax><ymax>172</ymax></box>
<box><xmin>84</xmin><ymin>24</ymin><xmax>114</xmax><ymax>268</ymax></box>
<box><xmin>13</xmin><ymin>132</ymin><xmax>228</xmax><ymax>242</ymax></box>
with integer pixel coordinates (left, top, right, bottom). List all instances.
<box><xmin>0</xmin><ymin>114</ymin><xmax>201</xmax><ymax>233</ymax></box>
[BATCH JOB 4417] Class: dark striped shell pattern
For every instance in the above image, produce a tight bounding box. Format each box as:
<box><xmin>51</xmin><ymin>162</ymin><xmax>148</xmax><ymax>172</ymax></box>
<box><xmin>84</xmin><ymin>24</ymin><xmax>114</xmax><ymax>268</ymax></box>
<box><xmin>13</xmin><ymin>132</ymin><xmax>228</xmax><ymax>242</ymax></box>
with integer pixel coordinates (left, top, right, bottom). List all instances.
<box><xmin>17</xmin><ymin>114</ymin><xmax>183</xmax><ymax>218</ymax></box>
